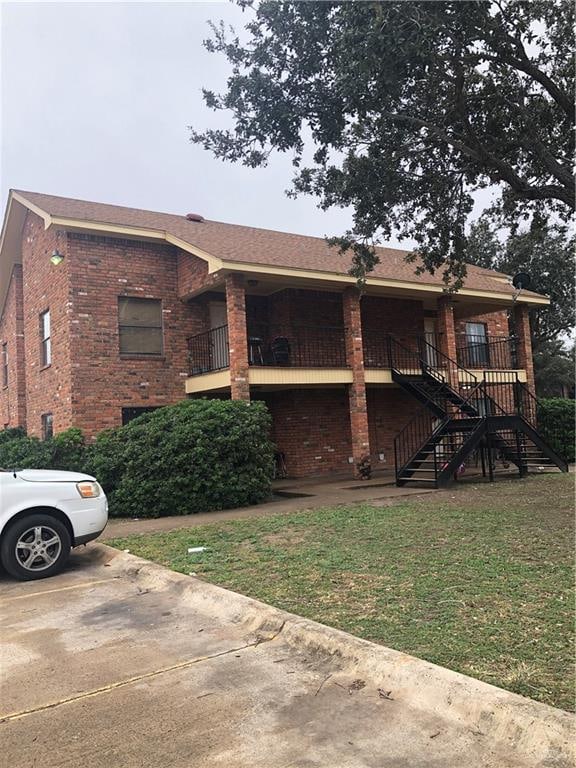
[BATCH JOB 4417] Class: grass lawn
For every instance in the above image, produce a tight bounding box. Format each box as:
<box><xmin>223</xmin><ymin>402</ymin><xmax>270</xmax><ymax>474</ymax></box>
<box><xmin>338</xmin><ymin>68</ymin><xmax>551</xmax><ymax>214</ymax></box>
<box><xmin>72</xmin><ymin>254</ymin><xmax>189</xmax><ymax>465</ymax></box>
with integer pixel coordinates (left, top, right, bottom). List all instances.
<box><xmin>110</xmin><ymin>473</ymin><xmax>575</xmax><ymax>711</ymax></box>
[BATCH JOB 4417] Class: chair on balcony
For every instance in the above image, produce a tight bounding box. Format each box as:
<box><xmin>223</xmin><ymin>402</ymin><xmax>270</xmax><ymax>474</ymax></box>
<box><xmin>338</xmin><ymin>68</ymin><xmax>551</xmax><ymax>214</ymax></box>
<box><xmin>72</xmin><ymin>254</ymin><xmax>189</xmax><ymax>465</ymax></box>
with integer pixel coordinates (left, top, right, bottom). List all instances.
<box><xmin>271</xmin><ymin>336</ymin><xmax>291</xmax><ymax>365</ymax></box>
<box><xmin>248</xmin><ymin>336</ymin><xmax>264</xmax><ymax>365</ymax></box>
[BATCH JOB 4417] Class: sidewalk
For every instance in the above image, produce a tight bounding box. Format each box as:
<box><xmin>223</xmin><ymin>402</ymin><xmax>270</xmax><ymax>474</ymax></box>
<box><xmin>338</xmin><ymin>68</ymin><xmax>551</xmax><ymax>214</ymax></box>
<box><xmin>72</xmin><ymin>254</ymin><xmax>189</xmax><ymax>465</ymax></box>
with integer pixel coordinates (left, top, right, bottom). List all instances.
<box><xmin>102</xmin><ymin>472</ymin><xmax>434</xmax><ymax>540</ymax></box>
<box><xmin>2</xmin><ymin>544</ymin><xmax>571</xmax><ymax>768</ymax></box>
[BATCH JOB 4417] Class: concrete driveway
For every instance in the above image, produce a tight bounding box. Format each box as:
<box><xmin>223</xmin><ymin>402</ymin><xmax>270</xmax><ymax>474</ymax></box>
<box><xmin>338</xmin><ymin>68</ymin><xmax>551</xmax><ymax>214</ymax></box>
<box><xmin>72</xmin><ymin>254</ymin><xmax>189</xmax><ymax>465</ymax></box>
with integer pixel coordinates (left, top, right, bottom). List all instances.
<box><xmin>1</xmin><ymin>545</ymin><xmax>572</xmax><ymax>768</ymax></box>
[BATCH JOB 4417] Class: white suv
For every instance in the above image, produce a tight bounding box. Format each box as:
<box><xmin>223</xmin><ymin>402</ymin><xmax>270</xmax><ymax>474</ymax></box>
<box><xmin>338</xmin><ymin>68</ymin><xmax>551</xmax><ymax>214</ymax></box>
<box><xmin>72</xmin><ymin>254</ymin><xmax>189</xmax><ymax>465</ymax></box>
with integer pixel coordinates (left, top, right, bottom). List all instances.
<box><xmin>0</xmin><ymin>469</ymin><xmax>108</xmax><ymax>580</ymax></box>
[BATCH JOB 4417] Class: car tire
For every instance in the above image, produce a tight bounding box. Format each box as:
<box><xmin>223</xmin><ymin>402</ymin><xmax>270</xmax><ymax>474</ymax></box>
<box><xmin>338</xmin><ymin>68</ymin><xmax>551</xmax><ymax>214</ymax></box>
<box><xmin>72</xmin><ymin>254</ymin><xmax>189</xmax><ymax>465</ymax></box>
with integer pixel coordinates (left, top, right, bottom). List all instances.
<box><xmin>1</xmin><ymin>514</ymin><xmax>71</xmax><ymax>581</ymax></box>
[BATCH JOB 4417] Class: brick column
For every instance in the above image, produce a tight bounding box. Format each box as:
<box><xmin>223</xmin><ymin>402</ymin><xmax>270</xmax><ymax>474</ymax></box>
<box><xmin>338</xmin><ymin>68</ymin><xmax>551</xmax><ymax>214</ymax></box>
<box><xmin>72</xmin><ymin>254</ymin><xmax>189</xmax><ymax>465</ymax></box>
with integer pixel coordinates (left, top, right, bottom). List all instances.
<box><xmin>436</xmin><ymin>296</ymin><xmax>459</xmax><ymax>387</ymax></box>
<box><xmin>343</xmin><ymin>287</ymin><xmax>371</xmax><ymax>478</ymax></box>
<box><xmin>513</xmin><ymin>304</ymin><xmax>535</xmax><ymax>394</ymax></box>
<box><xmin>225</xmin><ymin>274</ymin><xmax>250</xmax><ymax>400</ymax></box>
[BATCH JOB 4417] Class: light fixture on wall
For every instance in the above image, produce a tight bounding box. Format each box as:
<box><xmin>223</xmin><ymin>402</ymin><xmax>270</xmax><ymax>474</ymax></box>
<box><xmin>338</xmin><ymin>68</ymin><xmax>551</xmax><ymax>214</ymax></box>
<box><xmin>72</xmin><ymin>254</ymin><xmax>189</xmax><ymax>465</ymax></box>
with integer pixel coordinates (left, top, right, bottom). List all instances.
<box><xmin>50</xmin><ymin>250</ymin><xmax>64</xmax><ymax>266</ymax></box>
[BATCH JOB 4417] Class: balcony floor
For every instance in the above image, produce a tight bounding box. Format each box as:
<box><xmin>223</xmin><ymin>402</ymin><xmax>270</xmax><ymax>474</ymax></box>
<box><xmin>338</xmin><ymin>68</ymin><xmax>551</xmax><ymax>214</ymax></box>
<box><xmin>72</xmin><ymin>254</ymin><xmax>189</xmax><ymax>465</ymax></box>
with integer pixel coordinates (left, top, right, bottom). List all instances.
<box><xmin>185</xmin><ymin>366</ymin><xmax>528</xmax><ymax>394</ymax></box>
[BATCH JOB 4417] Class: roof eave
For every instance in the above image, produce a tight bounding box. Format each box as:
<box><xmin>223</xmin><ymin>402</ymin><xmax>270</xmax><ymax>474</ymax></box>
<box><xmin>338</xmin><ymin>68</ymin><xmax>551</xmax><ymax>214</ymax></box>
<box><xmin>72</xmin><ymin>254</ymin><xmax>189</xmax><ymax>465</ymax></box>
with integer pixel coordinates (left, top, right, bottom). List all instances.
<box><xmin>1</xmin><ymin>193</ymin><xmax>550</xmax><ymax>313</ymax></box>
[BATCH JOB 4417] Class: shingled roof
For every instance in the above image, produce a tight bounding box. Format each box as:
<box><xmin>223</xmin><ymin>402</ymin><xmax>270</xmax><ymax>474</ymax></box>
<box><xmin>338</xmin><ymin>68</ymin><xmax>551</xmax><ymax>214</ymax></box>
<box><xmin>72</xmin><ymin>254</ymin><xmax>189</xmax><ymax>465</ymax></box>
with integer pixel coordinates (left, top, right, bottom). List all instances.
<box><xmin>10</xmin><ymin>190</ymin><xmax>545</xmax><ymax>300</ymax></box>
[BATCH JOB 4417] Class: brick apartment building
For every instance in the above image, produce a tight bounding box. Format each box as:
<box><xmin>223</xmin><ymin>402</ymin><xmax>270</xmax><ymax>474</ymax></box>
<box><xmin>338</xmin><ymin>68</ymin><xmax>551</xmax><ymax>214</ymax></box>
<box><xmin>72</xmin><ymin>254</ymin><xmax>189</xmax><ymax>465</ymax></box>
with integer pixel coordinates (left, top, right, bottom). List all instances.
<box><xmin>0</xmin><ymin>190</ymin><xmax>551</xmax><ymax>480</ymax></box>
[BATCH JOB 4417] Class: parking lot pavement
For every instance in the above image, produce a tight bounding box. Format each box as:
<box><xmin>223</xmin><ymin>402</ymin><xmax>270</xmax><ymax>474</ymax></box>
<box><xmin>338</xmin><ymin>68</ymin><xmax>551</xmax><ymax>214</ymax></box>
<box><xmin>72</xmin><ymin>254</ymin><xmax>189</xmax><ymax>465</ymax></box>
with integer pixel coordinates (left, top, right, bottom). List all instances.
<box><xmin>1</xmin><ymin>545</ymin><xmax>572</xmax><ymax>768</ymax></box>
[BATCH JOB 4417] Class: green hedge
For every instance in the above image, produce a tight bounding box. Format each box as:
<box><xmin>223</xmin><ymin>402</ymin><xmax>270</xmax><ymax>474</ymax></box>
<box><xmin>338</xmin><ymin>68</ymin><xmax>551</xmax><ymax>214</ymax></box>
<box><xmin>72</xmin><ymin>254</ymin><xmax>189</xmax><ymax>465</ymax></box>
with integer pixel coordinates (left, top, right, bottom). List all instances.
<box><xmin>0</xmin><ymin>400</ymin><xmax>274</xmax><ymax>518</ymax></box>
<box><xmin>0</xmin><ymin>428</ymin><xmax>84</xmax><ymax>471</ymax></box>
<box><xmin>537</xmin><ymin>398</ymin><xmax>575</xmax><ymax>463</ymax></box>
<box><xmin>84</xmin><ymin>400</ymin><xmax>274</xmax><ymax>518</ymax></box>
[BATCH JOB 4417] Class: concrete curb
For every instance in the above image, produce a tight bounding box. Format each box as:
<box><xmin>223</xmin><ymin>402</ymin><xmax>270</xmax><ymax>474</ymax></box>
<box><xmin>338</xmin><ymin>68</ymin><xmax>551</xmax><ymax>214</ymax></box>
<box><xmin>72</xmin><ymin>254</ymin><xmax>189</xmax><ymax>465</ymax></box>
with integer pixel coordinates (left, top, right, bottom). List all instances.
<box><xmin>99</xmin><ymin>544</ymin><xmax>575</xmax><ymax>767</ymax></box>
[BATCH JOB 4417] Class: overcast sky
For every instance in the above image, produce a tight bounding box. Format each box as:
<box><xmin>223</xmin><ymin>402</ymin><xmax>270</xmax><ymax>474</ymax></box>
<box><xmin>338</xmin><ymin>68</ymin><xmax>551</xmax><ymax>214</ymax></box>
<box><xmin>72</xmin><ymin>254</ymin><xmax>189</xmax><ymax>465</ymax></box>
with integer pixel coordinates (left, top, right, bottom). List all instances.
<box><xmin>1</xmin><ymin>1</ymin><xmax>369</xmax><ymax>240</ymax></box>
<box><xmin>1</xmin><ymin>1</ymin><xmax>496</xmax><ymax>249</ymax></box>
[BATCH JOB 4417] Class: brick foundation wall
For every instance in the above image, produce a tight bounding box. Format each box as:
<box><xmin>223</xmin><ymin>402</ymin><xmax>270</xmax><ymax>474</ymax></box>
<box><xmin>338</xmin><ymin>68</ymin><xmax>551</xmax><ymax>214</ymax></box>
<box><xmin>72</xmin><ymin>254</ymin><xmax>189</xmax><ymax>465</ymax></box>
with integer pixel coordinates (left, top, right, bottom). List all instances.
<box><xmin>258</xmin><ymin>385</ymin><xmax>418</xmax><ymax>478</ymax></box>
<box><xmin>367</xmin><ymin>388</ymin><xmax>420</xmax><ymax>469</ymax></box>
<box><xmin>0</xmin><ymin>265</ymin><xmax>27</xmax><ymax>429</ymax></box>
<box><xmin>259</xmin><ymin>388</ymin><xmax>353</xmax><ymax>477</ymax></box>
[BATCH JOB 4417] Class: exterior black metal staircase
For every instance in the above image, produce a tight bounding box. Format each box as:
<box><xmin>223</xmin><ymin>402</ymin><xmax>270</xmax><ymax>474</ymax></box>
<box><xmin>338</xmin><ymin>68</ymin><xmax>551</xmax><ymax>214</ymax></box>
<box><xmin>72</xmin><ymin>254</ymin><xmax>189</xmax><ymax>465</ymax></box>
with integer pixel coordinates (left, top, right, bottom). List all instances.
<box><xmin>389</xmin><ymin>338</ymin><xmax>569</xmax><ymax>488</ymax></box>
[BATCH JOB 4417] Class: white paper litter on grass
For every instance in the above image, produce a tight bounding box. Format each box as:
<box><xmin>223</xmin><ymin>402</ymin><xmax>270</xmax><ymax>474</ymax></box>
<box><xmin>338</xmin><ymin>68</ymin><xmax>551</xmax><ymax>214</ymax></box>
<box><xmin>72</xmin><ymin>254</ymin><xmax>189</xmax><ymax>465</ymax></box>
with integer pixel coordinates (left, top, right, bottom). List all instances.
<box><xmin>188</xmin><ymin>546</ymin><xmax>208</xmax><ymax>554</ymax></box>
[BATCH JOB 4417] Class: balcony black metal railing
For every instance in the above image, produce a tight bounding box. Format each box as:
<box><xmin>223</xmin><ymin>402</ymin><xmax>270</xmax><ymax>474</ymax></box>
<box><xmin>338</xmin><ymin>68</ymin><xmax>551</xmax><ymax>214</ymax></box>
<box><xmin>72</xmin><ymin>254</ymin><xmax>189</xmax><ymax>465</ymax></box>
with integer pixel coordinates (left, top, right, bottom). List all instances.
<box><xmin>363</xmin><ymin>332</ymin><xmax>443</xmax><ymax>369</ymax></box>
<box><xmin>456</xmin><ymin>334</ymin><xmax>518</xmax><ymax>370</ymax></box>
<box><xmin>247</xmin><ymin>323</ymin><xmax>348</xmax><ymax>368</ymax></box>
<box><xmin>364</xmin><ymin>332</ymin><xmax>519</xmax><ymax>371</ymax></box>
<box><xmin>188</xmin><ymin>325</ymin><xmax>229</xmax><ymax>375</ymax></box>
<box><xmin>187</xmin><ymin>326</ymin><xmax>522</xmax><ymax>378</ymax></box>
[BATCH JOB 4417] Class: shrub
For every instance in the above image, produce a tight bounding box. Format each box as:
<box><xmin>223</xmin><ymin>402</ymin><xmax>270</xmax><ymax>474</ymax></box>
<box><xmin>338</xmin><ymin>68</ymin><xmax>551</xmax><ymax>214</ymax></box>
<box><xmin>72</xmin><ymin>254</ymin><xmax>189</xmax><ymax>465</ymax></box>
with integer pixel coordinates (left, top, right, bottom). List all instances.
<box><xmin>51</xmin><ymin>428</ymin><xmax>86</xmax><ymax>472</ymax></box>
<box><xmin>537</xmin><ymin>398</ymin><xmax>575</xmax><ymax>463</ymax></box>
<box><xmin>84</xmin><ymin>399</ymin><xmax>274</xmax><ymax>518</ymax></box>
<box><xmin>0</xmin><ymin>433</ymin><xmax>52</xmax><ymax>469</ymax></box>
<box><xmin>0</xmin><ymin>427</ymin><xmax>86</xmax><ymax>472</ymax></box>
<box><xmin>0</xmin><ymin>427</ymin><xmax>26</xmax><ymax>445</ymax></box>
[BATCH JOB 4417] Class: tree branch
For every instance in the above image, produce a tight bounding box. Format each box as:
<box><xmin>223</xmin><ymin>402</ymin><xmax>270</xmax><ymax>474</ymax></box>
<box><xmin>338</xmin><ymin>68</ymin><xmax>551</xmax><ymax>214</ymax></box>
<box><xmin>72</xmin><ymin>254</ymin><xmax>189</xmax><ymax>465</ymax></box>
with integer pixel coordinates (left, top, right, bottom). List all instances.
<box><xmin>386</xmin><ymin>112</ymin><xmax>574</xmax><ymax>208</ymax></box>
<box><xmin>482</xmin><ymin>15</ymin><xmax>574</xmax><ymax>117</ymax></box>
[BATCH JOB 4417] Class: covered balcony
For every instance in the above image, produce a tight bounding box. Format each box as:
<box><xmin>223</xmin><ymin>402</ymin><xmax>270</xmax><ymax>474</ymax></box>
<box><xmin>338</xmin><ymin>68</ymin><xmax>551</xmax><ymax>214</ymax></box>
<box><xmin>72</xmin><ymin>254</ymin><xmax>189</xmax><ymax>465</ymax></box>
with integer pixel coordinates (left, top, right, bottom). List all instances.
<box><xmin>186</xmin><ymin>321</ymin><xmax>353</xmax><ymax>393</ymax></box>
<box><xmin>187</xmin><ymin>323</ymin><xmax>348</xmax><ymax>374</ymax></box>
<box><xmin>362</xmin><ymin>332</ymin><xmax>518</xmax><ymax>372</ymax></box>
<box><xmin>187</xmin><ymin>326</ymin><xmax>520</xmax><ymax>380</ymax></box>
<box><xmin>455</xmin><ymin>333</ymin><xmax>518</xmax><ymax>370</ymax></box>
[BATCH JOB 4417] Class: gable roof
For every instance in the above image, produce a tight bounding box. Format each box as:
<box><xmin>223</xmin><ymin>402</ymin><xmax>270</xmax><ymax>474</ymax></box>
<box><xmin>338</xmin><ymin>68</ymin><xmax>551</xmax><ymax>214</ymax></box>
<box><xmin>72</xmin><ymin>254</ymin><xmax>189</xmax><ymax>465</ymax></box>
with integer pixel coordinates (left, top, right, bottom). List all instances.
<box><xmin>2</xmin><ymin>189</ymin><xmax>548</xmax><ymax>308</ymax></box>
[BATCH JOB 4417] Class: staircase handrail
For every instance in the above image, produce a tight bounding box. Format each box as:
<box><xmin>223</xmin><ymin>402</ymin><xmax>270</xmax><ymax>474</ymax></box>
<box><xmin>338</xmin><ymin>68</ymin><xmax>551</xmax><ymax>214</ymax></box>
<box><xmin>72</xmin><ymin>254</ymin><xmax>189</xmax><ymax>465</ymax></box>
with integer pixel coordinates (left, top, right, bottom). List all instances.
<box><xmin>454</xmin><ymin>379</ymin><xmax>489</xmax><ymax>418</ymax></box>
<box><xmin>393</xmin><ymin>400</ymin><xmax>449</xmax><ymax>477</ymax></box>
<box><xmin>417</xmin><ymin>336</ymin><xmax>479</xmax><ymax>386</ymax></box>
<box><xmin>514</xmin><ymin>380</ymin><xmax>538</xmax><ymax>426</ymax></box>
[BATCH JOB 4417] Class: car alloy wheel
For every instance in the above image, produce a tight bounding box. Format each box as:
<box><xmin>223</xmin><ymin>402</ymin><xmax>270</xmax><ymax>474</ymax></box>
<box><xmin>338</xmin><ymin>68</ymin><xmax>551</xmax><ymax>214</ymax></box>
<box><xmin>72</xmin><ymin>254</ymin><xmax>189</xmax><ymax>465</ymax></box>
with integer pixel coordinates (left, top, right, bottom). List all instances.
<box><xmin>15</xmin><ymin>524</ymin><xmax>63</xmax><ymax>572</ymax></box>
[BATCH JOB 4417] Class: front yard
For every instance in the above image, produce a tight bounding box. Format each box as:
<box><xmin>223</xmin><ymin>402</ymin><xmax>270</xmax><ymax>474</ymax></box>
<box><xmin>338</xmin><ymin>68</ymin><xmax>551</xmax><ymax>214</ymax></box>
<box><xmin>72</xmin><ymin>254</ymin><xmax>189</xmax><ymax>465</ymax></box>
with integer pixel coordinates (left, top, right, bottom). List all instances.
<box><xmin>110</xmin><ymin>473</ymin><xmax>574</xmax><ymax>711</ymax></box>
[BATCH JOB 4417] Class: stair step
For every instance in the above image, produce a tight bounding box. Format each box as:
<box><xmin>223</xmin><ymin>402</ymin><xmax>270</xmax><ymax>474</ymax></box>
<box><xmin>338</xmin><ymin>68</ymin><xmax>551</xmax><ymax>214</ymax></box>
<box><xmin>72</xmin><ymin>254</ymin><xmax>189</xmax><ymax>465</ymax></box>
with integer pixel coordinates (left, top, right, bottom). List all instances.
<box><xmin>399</xmin><ymin>478</ymin><xmax>438</xmax><ymax>484</ymax></box>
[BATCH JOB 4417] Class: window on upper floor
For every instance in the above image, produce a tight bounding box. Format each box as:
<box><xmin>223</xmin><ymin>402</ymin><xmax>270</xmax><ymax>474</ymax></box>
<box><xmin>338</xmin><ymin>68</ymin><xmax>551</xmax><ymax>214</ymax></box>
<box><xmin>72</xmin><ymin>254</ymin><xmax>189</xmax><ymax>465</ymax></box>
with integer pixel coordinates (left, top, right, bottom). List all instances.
<box><xmin>1</xmin><ymin>343</ymin><xmax>7</xmax><ymax>387</ymax></box>
<box><xmin>118</xmin><ymin>297</ymin><xmax>163</xmax><ymax>356</ymax></box>
<box><xmin>41</xmin><ymin>413</ymin><xmax>53</xmax><ymax>440</ymax></box>
<box><xmin>465</xmin><ymin>322</ymin><xmax>488</xmax><ymax>367</ymax></box>
<box><xmin>40</xmin><ymin>310</ymin><xmax>51</xmax><ymax>367</ymax></box>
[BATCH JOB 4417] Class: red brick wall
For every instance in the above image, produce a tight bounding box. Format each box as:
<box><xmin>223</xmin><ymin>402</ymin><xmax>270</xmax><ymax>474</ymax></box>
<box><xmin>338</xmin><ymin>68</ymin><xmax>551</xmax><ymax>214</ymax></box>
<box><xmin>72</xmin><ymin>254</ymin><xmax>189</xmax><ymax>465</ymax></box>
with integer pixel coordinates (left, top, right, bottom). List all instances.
<box><xmin>455</xmin><ymin>309</ymin><xmax>514</xmax><ymax>369</ymax></box>
<box><xmin>247</xmin><ymin>289</ymin><xmax>344</xmax><ymax>332</ymax></box>
<box><xmin>226</xmin><ymin>273</ymin><xmax>250</xmax><ymax>400</ymax></box>
<box><xmin>259</xmin><ymin>385</ymin><xmax>418</xmax><ymax>478</ymax></box>
<box><xmin>21</xmin><ymin>214</ymin><xmax>74</xmax><ymax>437</ymax></box>
<box><xmin>361</xmin><ymin>296</ymin><xmax>425</xmax><ymax>340</ymax></box>
<box><xmin>0</xmin><ymin>265</ymin><xmax>27</xmax><ymax>429</ymax></box>
<box><xmin>343</xmin><ymin>287</ymin><xmax>370</xmax><ymax>474</ymax></box>
<box><xmin>455</xmin><ymin>310</ymin><xmax>510</xmax><ymax>339</ymax></box>
<box><xmin>177</xmin><ymin>251</ymin><xmax>222</xmax><ymax>298</ymax></box>
<box><xmin>362</xmin><ymin>295</ymin><xmax>425</xmax><ymax>363</ymax></box>
<box><xmin>260</xmin><ymin>388</ymin><xmax>353</xmax><ymax>477</ymax></box>
<box><xmin>64</xmin><ymin>233</ymin><xmax>208</xmax><ymax>437</ymax></box>
<box><xmin>512</xmin><ymin>304</ymin><xmax>535</xmax><ymax>393</ymax></box>
<box><xmin>367</xmin><ymin>388</ymin><xmax>420</xmax><ymax>468</ymax></box>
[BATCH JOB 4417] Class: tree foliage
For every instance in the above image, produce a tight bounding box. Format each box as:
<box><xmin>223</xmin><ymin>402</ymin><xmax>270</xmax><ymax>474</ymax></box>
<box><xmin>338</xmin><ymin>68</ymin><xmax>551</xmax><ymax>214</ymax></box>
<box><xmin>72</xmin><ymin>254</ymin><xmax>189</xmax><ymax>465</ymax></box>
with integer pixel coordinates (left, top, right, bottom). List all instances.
<box><xmin>192</xmin><ymin>0</ymin><xmax>574</xmax><ymax>286</ymax></box>
<box><xmin>534</xmin><ymin>341</ymin><xmax>574</xmax><ymax>398</ymax></box>
<box><xmin>466</xmin><ymin>216</ymin><xmax>575</xmax><ymax>397</ymax></box>
<box><xmin>466</xmin><ymin>216</ymin><xmax>575</xmax><ymax>345</ymax></box>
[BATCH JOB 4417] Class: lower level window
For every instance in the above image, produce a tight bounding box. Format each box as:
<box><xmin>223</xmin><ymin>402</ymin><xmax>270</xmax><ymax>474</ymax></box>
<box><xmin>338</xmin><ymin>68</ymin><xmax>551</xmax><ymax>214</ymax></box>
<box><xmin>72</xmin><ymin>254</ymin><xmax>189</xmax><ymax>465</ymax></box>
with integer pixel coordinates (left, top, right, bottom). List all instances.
<box><xmin>41</xmin><ymin>413</ymin><xmax>53</xmax><ymax>440</ymax></box>
<box><xmin>121</xmin><ymin>406</ymin><xmax>159</xmax><ymax>426</ymax></box>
